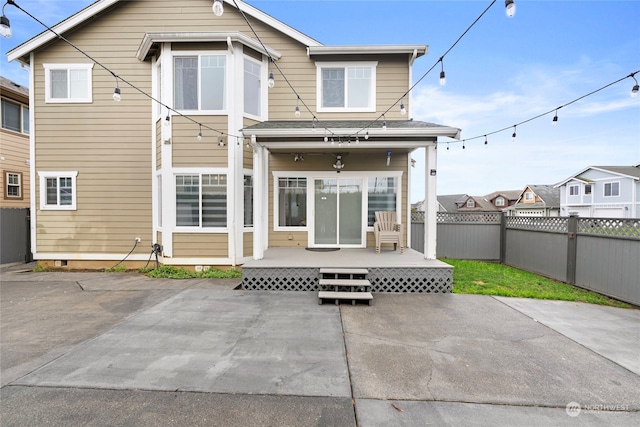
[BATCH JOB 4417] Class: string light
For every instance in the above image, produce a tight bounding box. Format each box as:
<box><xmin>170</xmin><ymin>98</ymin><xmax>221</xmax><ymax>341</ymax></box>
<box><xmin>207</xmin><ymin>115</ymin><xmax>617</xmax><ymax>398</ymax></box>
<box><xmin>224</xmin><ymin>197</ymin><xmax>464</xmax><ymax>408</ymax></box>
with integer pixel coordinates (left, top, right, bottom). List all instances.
<box><xmin>439</xmin><ymin>58</ymin><xmax>446</xmax><ymax>86</ymax></box>
<box><xmin>212</xmin><ymin>0</ymin><xmax>224</xmax><ymax>16</ymax></box>
<box><xmin>197</xmin><ymin>125</ymin><xmax>203</xmax><ymax>141</ymax></box>
<box><xmin>294</xmin><ymin>97</ymin><xmax>301</xmax><ymax>117</ymax></box>
<box><xmin>447</xmin><ymin>143</ymin><xmax>450</xmax><ymax>151</ymax></box>
<box><xmin>400</xmin><ymin>101</ymin><xmax>407</xmax><ymax>115</ymax></box>
<box><xmin>365</xmin><ymin>130</ymin><xmax>369</xmax><ymax>140</ymax></box>
<box><xmin>631</xmin><ymin>73</ymin><xmax>639</xmax><ymax>98</ymax></box>
<box><xmin>484</xmin><ymin>135</ymin><xmax>488</xmax><ymax>145</ymax></box>
<box><xmin>218</xmin><ymin>136</ymin><xmax>226</xmax><ymax>147</ymax></box>
<box><xmin>382</xmin><ymin>115</ymin><xmax>387</xmax><ymax>130</ymax></box>
<box><xmin>552</xmin><ymin>109</ymin><xmax>559</xmax><ymax>126</ymax></box>
<box><xmin>511</xmin><ymin>125</ymin><xmax>517</xmax><ymax>142</ymax></box>
<box><xmin>164</xmin><ymin>110</ymin><xmax>171</xmax><ymax>127</ymax></box>
<box><xmin>505</xmin><ymin>0</ymin><xmax>516</xmax><ymax>18</ymax></box>
<box><xmin>312</xmin><ymin>117</ymin><xmax>317</xmax><ymax>132</ymax></box>
<box><xmin>268</xmin><ymin>72</ymin><xmax>275</xmax><ymax>89</ymax></box>
<box><xmin>462</xmin><ymin>141</ymin><xmax>466</xmax><ymax>150</ymax></box>
<box><xmin>112</xmin><ymin>85</ymin><xmax>121</xmax><ymax>102</ymax></box>
<box><xmin>0</xmin><ymin>0</ymin><xmax>12</xmax><ymax>38</ymax></box>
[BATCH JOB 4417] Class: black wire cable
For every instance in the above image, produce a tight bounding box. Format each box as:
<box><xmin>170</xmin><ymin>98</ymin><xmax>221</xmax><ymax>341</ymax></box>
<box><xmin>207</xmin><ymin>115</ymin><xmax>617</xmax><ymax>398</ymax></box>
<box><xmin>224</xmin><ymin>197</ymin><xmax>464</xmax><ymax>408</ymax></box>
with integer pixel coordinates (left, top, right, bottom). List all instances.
<box><xmin>7</xmin><ymin>0</ymin><xmax>240</xmax><ymax>140</ymax></box>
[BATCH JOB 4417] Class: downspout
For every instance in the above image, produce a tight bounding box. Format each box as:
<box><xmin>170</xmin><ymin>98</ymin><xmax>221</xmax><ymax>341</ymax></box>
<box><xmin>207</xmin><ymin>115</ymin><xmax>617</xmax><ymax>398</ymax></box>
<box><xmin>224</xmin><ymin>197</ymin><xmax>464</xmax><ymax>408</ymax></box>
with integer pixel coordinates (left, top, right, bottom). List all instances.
<box><xmin>29</xmin><ymin>52</ymin><xmax>36</xmax><ymax>259</ymax></box>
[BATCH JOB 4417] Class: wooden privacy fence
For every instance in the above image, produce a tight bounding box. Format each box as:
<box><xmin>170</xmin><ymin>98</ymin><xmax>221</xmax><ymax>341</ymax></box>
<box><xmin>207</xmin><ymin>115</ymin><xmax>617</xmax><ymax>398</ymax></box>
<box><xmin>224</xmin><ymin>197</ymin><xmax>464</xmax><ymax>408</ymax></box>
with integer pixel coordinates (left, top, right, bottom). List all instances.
<box><xmin>412</xmin><ymin>212</ymin><xmax>640</xmax><ymax>306</ymax></box>
<box><xmin>0</xmin><ymin>208</ymin><xmax>31</xmax><ymax>265</ymax></box>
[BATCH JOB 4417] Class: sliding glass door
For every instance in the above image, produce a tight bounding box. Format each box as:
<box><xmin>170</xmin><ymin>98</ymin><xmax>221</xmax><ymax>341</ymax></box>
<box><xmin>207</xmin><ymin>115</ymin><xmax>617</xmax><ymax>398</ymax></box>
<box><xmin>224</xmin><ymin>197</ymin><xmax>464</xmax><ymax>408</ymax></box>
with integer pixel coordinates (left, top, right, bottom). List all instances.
<box><xmin>314</xmin><ymin>178</ymin><xmax>363</xmax><ymax>246</ymax></box>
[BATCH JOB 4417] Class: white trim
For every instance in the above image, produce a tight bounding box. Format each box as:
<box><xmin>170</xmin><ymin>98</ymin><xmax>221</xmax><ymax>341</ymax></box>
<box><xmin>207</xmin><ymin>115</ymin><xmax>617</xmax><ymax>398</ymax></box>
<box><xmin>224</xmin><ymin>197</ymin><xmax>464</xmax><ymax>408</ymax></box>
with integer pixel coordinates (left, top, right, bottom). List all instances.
<box><xmin>171</xmin><ymin>51</ymin><xmax>228</xmax><ymax>113</ymax></box>
<box><xmin>37</xmin><ymin>171</ymin><xmax>78</xmax><ymax>210</ymax></box>
<box><xmin>43</xmin><ymin>63</ymin><xmax>94</xmax><ymax>103</ymax></box>
<box><xmin>603</xmin><ymin>181</ymin><xmax>621</xmax><ymax>198</ymax></box>
<box><xmin>29</xmin><ymin>52</ymin><xmax>37</xmax><ymax>255</ymax></box>
<box><xmin>32</xmin><ymin>253</ymin><xmax>159</xmax><ymax>261</ymax></box>
<box><xmin>309</xmin><ymin>45</ymin><xmax>426</xmax><ymax>56</ymax></box>
<box><xmin>242</xmin><ymin>54</ymin><xmax>267</xmax><ymax>121</ymax></box>
<box><xmin>316</xmin><ymin>61</ymin><xmax>377</xmax><ymax>113</ymax></box>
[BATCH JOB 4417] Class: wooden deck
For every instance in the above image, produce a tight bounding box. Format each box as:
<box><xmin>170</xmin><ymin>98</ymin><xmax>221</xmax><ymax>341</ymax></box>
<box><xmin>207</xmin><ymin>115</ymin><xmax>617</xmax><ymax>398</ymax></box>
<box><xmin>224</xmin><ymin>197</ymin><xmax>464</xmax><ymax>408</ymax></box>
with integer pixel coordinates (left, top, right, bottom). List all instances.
<box><xmin>242</xmin><ymin>248</ymin><xmax>453</xmax><ymax>293</ymax></box>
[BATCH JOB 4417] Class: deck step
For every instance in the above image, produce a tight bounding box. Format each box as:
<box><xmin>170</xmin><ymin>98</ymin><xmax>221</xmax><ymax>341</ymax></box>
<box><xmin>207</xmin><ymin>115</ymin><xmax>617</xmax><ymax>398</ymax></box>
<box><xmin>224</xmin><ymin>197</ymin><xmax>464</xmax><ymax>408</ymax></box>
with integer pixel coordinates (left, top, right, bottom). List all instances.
<box><xmin>318</xmin><ymin>291</ymin><xmax>373</xmax><ymax>306</ymax></box>
<box><xmin>319</xmin><ymin>279</ymin><xmax>371</xmax><ymax>291</ymax></box>
<box><xmin>319</xmin><ymin>268</ymin><xmax>369</xmax><ymax>275</ymax></box>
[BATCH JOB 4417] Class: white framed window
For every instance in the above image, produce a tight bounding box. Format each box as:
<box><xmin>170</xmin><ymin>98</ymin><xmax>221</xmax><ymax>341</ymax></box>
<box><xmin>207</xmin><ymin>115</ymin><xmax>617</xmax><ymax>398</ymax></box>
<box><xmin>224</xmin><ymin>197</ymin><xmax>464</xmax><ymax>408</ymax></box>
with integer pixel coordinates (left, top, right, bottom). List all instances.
<box><xmin>603</xmin><ymin>182</ymin><xmax>620</xmax><ymax>197</ymax></box>
<box><xmin>244</xmin><ymin>57</ymin><xmax>262</xmax><ymax>118</ymax></box>
<box><xmin>367</xmin><ymin>177</ymin><xmax>397</xmax><ymax>226</ymax></box>
<box><xmin>43</xmin><ymin>63</ymin><xmax>93</xmax><ymax>103</ymax></box>
<box><xmin>174</xmin><ymin>53</ymin><xmax>226</xmax><ymax>111</ymax></box>
<box><xmin>1</xmin><ymin>98</ymin><xmax>29</xmax><ymax>134</ymax></box>
<box><xmin>4</xmin><ymin>171</ymin><xmax>22</xmax><ymax>199</ymax></box>
<box><xmin>569</xmin><ymin>184</ymin><xmax>580</xmax><ymax>196</ymax></box>
<box><xmin>175</xmin><ymin>173</ymin><xmax>227</xmax><ymax>228</ymax></box>
<box><xmin>466</xmin><ymin>199</ymin><xmax>476</xmax><ymax>208</ymax></box>
<box><xmin>276</xmin><ymin>177</ymin><xmax>307</xmax><ymax>229</ymax></box>
<box><xmin>524</xmin><ymin>192</ymin><xmax>534</xmax><ymax>201</ymax></box>
<box><xmin>244</xmin><ymin>174</ymin><xmax>253</xmax><ymax>227</ymax></box>
<box><xmin>495</xmin><ymin>197</ymin><xmax>505</xmax><ymax>207</ymax></box>
<box><xmin>38</xmin><ymin>171</ymin><xmax>78</xmax><ymax>210</ymax></box>
<box><xmin>584</xmin><ymin>184</ymin><xmax>592</xmax><ymax>195</ymax></box>
<box><xmin>316</xmin><ymin>62</ymin><xmax>377</xmax><ymax>112</ymax></box>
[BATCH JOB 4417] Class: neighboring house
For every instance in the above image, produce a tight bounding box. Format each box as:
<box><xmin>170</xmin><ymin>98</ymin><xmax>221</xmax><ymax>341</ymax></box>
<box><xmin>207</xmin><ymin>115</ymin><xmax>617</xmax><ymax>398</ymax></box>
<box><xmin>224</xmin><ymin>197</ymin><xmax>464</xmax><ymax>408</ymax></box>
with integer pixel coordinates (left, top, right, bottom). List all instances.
<box><xmin>0</xmin><ymin>76</ymin><xmax>30</xmax><ymax>209</ymax></box>
<box><xmin>555</xmin><ymin>165</ymin><xmax>640</xmax><ymax>218</ymax></box>
<box><xmin>506</xmin><ymin>185</ymin><xmax>560</xmax><ymax>217</ymax></box>
<box><xmin>482</xmin><ymin>190</ymin><xmax>520</xmax><ymax>211</ymax></box>
<box><xmin>6</xmin><ymin>0</ymin><xmax>459</xmax><ymax>269</ymax></box>
<box><xmin>436</xmin><ymin>194</ymin><xmax>467</xmax><ymax>212</ymax></box>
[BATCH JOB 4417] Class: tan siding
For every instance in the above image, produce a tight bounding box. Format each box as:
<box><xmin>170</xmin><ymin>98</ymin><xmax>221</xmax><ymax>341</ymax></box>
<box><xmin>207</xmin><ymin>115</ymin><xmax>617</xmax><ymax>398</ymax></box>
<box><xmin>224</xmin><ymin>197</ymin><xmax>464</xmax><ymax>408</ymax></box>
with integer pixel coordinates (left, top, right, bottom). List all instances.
<box><xmin>243</xmin><ymin>231</ymin><xmax>253</xmax><ymax>257</ymax></box>
<box><xmin>0</xmin><ymin>131</ymin><xmax>30</xmax><ymax>208</ymax></box>
<box><xmin>171</xmin><ymin>115</ymin><xmax>228</xmax><ymax>167</ymax></box>
<box><xmin>173</xmin><ymin>233</ymin><xmax>228</xmax><ymax>257</ymax></box>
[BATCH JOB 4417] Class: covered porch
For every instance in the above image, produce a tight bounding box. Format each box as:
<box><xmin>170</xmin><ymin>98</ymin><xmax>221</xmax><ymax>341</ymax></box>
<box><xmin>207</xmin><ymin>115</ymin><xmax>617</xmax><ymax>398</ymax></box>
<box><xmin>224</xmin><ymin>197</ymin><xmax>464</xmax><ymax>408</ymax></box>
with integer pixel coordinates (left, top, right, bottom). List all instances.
<box><xmin>242</xmin><ymin>247</ymin><xmax>453</xmax><ymax>293</ymax></box>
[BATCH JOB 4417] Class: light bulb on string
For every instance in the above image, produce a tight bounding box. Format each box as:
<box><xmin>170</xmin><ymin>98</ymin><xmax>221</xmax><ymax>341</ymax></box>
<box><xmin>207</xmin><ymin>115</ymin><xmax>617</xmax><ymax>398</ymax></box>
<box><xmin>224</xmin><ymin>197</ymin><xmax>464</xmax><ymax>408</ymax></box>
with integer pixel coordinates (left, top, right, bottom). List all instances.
<box><xmin>164</xmin><ymin>110</ymin><xmax>171</xmax><ymax>127</ymax></box>
<box><xmin>268</xmin><ymin>72</ymin><xmax>275</xmax><ymax>89</ymax></box>
<box><xmin>462</xmin><ymin>141</ymin><xmax>466</xmax><ymax>150</ymax></box>
<box><xmin>365</xmin><ymin>130</ymin><xmax>369</xmax><ymax>140</ymax></box>
<box><xmin>197</xmin><ymin>125</ymin><xmax>203</xmax><ymax>141</ymax></box>
<box><xmin>212</xmin><ymin>0</ymin><xmax>224</xmax><ymax>16</ymax></box>
<box><xmin>505</xmin><ymin>0</ymin><xmax>516</xmax><ymax>18</ymax></box>
<box><xmin>218</xmin><ymin>136</ymin><xmax>226</xmax><ymax>147</ymax></box>
<box><xmin>512</xmin><ymin>126</ymin><xmax>517</xmax><ymax>142</ymax></box>
<box><xmin>112</xmin><ymin>86</ymin><xmax>121</xmax><ymax>102</ymax></box>
<box><xmin>439</xmin><ymin>58</ymin><xmax>446</xmax><ymax>86</ymax></box>
<box><xmin>294</xmin><ymin>97</ymin><xmax>301</xmax><ymax>117</ymax></box>
<box><xmin>312</xmin><ymin>117</ymin><xmax>317</xmax><ymax>132</ymax></box>
<box><xmin>355</xmin><ymin>134</ymin><xmax>360</xmax><ymax>144</ymax></box>
<box><xmin>382</xmin><ymin>115</ymin><xmax>387</xmax><ymax>130</ymax></box>
<box><xmin>0</xmin><ymin>2</ymin><xmax>12</xmax><ymax>38</ymax></box>
<box><xmin>484</xmin><ymin>135</ymin><xmax>488</xmax><ymax>146</ymax></box>
<box><xmin>552</xmin><ymin>110</ymin><xmax>559</xmax><ymax>126</ymax></box>
<box><xmin>446</xmin><ymin>143</ymin><xmax>449</xmax><ymax>151</ymax></box>
<box><xmin>631</xmin><ymin>74</ymin><xmax>639</xmax><ymax>98</ymax></box>
<box><xmin>400</xmin><ymin>102</ymin><xmax>407</xmax><ymax>116</ymax></box>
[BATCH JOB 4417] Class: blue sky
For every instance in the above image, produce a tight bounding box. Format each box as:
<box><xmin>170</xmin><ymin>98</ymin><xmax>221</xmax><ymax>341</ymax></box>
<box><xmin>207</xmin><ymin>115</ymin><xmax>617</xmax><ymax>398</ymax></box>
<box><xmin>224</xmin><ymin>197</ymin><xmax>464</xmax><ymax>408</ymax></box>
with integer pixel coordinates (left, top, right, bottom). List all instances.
<box><xmin>1</xmin><ymin>0</ymin><xmax>639</xmax><ymax>202</ymax></box>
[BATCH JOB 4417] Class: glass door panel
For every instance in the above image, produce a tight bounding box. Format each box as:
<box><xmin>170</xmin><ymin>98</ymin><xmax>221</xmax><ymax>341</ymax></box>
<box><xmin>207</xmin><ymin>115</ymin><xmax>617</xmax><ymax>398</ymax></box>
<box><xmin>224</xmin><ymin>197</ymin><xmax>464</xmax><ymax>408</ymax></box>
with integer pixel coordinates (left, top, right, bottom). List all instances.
<box><xmin>339</xmin><ymin>179</ymin><xmax>362</xmax><ymax>244</ymax></box>
<box><xmin>314</xmin><ymin>179</ymin><xmax>337</xmax><ymax>244</ymax></box>
<box><xmin>314</xmin><ymin>178</ymin><xmax>362</xmax><ymax>246</ymax></box>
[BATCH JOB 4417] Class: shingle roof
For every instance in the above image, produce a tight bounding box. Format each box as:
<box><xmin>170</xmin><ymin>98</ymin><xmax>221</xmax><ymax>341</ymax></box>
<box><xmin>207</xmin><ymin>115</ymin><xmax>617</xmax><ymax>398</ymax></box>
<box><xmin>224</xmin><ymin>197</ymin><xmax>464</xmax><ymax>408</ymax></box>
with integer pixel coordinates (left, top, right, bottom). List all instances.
<box><xmin>592</xmin><ymin>166</ymin><xmax>640</xmax><ymax>180</ymax></box>
<box><xmin>0</xmin><ymin>76</ymin><xmax>29</xmax><ymax>97</ymax></box>
<box><xmin>244</xmin><ymin>120</ymin><xmax>453</xmax><ymax>130</ymax></box>
<box><xmin>437</xmin><ymin>194</ymin><xmax>468</xmax><ymax>212</ymax></box>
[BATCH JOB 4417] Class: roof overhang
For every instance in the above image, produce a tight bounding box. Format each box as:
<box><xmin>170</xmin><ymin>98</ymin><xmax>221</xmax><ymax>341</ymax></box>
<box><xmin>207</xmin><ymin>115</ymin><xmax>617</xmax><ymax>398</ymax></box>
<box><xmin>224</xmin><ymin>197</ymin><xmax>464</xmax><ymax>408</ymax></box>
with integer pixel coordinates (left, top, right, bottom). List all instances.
<box><xmin>308</xmin><ymin>45</ymin><xmax>427</xmax><ymax>57</ymax></box>
<box><xmin>136</xmin><ymin>32</ymin><xmax>282</xmax><ymax>61</ymax></box>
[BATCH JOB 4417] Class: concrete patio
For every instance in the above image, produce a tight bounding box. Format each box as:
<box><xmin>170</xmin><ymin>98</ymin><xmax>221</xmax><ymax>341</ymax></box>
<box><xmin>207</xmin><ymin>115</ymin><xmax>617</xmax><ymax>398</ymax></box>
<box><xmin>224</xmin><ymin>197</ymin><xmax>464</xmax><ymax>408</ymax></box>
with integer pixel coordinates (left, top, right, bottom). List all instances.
<box><xmin>1</xmin><ymin>266</ymin><xmax>638</xmax><ymax>426</ymax></box>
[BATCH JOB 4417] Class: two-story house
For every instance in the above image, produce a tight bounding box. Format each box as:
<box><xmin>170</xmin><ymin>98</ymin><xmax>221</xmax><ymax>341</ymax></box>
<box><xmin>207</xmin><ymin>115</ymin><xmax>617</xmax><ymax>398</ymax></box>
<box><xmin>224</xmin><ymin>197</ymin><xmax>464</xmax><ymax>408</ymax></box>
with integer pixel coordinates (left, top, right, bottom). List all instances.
<box><xmin>1</xmin><ymin>76</ymin><xmax>30</xmax><ymax>209</ymax></box>
<box><xmin>505</xmin><ymin>185</ymin><xmax>560</xmax><ymax>217</ymax></box>
<box><xmin>555</xmin><ymin>165</ymin><xmax>640</xmax><ymax>218</ymax></box>
<box><xmin>6</xmin><ymin>0</ymin><xmax>460</xmax><ymax>270</ymax></box>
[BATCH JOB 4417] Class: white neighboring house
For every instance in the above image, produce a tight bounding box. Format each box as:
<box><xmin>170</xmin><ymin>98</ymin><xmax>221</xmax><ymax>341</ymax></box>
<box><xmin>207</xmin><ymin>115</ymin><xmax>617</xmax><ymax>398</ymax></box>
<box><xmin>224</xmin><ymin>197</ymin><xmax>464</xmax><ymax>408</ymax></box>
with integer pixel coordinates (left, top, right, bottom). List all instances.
<box><xmin>555</xmin><ymin>165</ymin><xmax>640</xmax><ymax>218</ymax></box>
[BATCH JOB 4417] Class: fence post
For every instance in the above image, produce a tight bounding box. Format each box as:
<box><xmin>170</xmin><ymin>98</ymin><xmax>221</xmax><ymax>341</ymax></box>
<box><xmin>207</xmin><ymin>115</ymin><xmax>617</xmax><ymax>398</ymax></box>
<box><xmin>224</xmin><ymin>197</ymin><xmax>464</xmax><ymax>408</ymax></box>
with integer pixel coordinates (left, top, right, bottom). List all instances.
<box><xmin>566</xmin><ymin>215</ymin><xmax>578</xmax><ymax>285</ymax></box>
<box><xmin>499</xmin><ymin>212</ymin><xmax>507</xmax><ymax>264</ymax></box>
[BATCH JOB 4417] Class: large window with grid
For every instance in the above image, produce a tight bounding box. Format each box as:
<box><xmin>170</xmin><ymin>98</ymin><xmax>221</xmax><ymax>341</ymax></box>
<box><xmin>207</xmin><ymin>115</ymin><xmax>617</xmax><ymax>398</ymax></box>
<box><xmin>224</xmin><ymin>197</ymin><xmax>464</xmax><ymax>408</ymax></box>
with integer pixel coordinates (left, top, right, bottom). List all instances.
<box><xmin>367</xmin><ymin>177</ymin><xmax>397</xmax><ymax>226</ymax></box>
<box><xmin>176</xmin><ymin>174</ymin><xmax>227</xmax><ymax>228</ymax></box>
<box><xmin>277</xmin><ymin>177</ymin><xmax>307</xmax><ymax>228</ymax></box>
<box><xmin>174</xmin><ymin>54</ymin><xmax>226</xmax><ymax>111</ymax></box>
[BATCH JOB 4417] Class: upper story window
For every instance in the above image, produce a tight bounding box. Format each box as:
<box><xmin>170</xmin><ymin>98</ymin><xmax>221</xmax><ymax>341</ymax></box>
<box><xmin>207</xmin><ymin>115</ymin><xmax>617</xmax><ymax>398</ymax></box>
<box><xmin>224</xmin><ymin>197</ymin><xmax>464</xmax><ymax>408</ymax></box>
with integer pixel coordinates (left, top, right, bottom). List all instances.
<box><xmin>524</xmin><ymin>192</ymin><xmax>534</xmax><ymax>201</ymax></box>
<box><xmin>466</xmin><ymin>199</ymin><xmax>476</xmax><ymax>208</ymax></box>
<box><xmin>569</xmin><ymin>184</ymin><xmax>580</xmax><ymax>196</ymax></box>
<box><xmin>1</xmin><ymin>98</ymin><xmax>29</xmax><ymax>134</ymax></box>
<box><xmin>38</xmin><ymin>171</ymin><xmax>78</xmax><ymax>210</ymax></box>
<box><xmin>244</xmin><ymin>58</ymin><xmax>262</xmax><ymax>118</ymax></box>
<box><xmin>584</xmin><ymin>184</ymin><xmax>592</xmax><ymax>195</ymax></box>
<box><xmin>44</xmin><ymin>63</ymin><xmax>93</xmax><ymax>103</ymax></box>
<box><xmin>495</xmin><ymin>197</ymin><xmax>505</xmax><ymax>207</ymax></box>
<box><xmin>316</xmin><ymin>62</ymin><xmax>377</xmax><ymax>112</ymax></box>
<box><xmin>174</xmin><ymin>54</ymin><xmax>226</xmax><ymax>111</ymax></box>
<box><xmin>604</xmin><ymin>182</ymin><xmax>620</xmax><ymax>197</ymax></box>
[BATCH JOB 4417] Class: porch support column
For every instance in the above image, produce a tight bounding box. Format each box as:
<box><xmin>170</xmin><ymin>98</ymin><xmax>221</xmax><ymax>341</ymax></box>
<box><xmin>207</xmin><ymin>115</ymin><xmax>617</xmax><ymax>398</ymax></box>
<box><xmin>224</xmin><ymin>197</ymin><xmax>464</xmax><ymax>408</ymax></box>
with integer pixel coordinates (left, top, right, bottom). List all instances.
<box><xmin>252</xmin><ymin>139</ymin><xmax>265</xmax><ymax>260</ymax></box>
<box><xmin>424</xmin><ymin>144</ymin><xmax>437</xmax><ymax>259</ymax></box>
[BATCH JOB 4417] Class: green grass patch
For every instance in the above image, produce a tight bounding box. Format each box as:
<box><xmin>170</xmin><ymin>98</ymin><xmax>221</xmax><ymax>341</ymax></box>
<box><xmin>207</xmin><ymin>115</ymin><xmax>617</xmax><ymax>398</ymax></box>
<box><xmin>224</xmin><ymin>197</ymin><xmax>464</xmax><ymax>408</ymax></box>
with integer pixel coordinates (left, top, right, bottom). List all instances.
<box><xmin>443</xmin><ymin>259</ymin><xmax>630</xmax><ymax>308</ymax></box>
<box><xmin>138</xmin><ymin>265</ymin><xmax>242</xmax><ymax>279</ymax></box>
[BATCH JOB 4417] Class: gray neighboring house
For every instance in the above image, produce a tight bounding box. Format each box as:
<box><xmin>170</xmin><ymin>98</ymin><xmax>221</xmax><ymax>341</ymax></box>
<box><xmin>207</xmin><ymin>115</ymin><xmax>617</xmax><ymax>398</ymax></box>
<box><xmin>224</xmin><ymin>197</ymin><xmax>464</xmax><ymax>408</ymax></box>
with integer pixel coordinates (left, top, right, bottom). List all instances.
<box><xmin>506</xmin><ymin>185</ymin><xmax>560</xmax><ymax>217</ymax></box>
<box><xmin>436</xmin><ymin>194</ymin><xmax>468</xmax><ymax>212</ymax></box>
<box><xmin>555</xmin><ymin>165</ymin><xmax>640</xmax><ymax>218</ymax></box>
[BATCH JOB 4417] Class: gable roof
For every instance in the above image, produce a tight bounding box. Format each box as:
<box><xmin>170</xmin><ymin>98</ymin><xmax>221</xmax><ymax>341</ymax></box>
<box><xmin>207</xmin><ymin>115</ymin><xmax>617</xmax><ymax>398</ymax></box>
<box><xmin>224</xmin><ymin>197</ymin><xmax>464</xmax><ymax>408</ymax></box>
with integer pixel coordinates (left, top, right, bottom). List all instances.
<box><xmin>7</xmin><ymin>0</ymin><xmax>323</xmax><ymax>65</ymax></box>
<box><xmin>0</xmin><ymin>76</ymin><xmax>29</xmax><ymax>98</ymax></box>
<box><xmin>483</xmin><ymin>190</ymin><xmax>521</xmax><ymax>202</ymax></box>
<box><xmin>554</xmin><ymin>165</ymin><xmax>640</xmax><ymax>187</ymax></box>
<box><xmin>457</xmin><ymin>196</ymin><xmax>498</xmax><ymax>212</ymax></box>
<box><xmin>513</xmin><ymin>185</ymin><xmax>560</xmax><ymax>207</ymax></box>
<box><xmin>436</xmin><ymin>194</ymin><xmax>468</xmax><ymax>212</ymax></box>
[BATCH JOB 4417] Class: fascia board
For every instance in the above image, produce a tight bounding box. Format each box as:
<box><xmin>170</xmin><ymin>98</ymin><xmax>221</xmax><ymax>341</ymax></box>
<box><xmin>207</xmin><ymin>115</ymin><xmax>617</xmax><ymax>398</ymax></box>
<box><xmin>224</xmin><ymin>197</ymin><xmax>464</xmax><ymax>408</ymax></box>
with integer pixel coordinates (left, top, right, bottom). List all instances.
<box><xmin>136</xmin><ymin>32</ymin><xmax>282</xmax><ymax>61</ymax></box>
<box><xmin>244</xmin><ymin>127</ymin><xmax>461</xmax><ymax>139</ymax></box>
<box><xmin>253</xmin><ymin>140</ymin><xmax>438</xmax><ymax>150</ymax></box>
<box><xmin>7</xmin><ymin>0</ymin><xmax>121</xmax><ymax>63</ymax></box>
<box><xmin>308</xmin><ymin>45</ymin><xmax>427</xmax><ymax>56</ymax></box>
